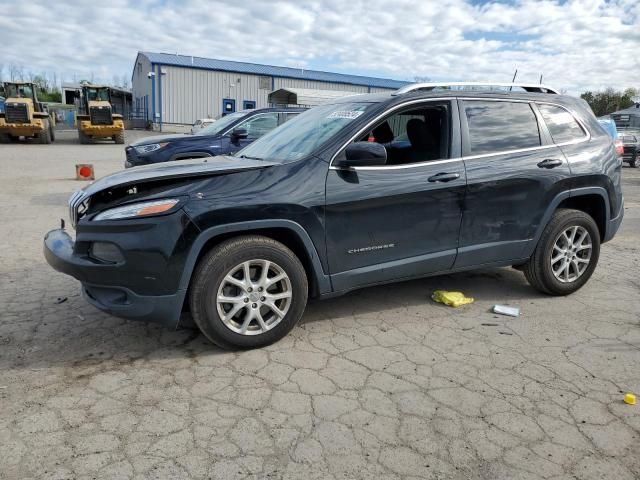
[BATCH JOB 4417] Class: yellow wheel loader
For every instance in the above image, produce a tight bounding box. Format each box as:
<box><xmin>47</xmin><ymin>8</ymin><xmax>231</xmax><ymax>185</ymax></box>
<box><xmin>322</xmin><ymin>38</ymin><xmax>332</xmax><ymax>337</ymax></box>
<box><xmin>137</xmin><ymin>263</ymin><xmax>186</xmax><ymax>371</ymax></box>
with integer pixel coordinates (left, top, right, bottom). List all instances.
<box><xmin>0</xmin><ymin>82</ymin><xmax>55</xmax><ymax>144</ymax></box>
<box><xmin>77</xmin><ymin>85</ymin><xmax>125</xmax><ymax>144</ymax></box>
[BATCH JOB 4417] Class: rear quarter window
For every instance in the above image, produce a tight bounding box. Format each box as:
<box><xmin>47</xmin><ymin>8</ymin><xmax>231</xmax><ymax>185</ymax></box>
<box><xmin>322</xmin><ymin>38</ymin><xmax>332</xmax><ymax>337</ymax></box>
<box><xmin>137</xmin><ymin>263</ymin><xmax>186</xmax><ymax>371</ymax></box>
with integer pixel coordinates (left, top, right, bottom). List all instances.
<box><xmin>538</xmin><ymin>104</ymin><xmax>586</xmax><ymax>144</ymax></box>
<box><xmin>464</xmin><ymin>101</ymin><xmax>541</xmax><ymax>155</ymax></box>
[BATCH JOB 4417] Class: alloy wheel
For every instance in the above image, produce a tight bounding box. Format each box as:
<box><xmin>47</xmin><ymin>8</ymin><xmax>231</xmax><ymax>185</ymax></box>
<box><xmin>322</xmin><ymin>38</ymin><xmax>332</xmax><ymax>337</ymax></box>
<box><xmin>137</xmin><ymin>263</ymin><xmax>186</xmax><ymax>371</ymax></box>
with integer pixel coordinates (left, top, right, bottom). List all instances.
<box><xmin>216</xmin><ymin>259</ymin><xmax>293</xmax><ymax>335</ymax></box>
<box><xmin>550</xmin><ymin>225</ymin><xmax>592</xmax><ymax>283</ymax></box>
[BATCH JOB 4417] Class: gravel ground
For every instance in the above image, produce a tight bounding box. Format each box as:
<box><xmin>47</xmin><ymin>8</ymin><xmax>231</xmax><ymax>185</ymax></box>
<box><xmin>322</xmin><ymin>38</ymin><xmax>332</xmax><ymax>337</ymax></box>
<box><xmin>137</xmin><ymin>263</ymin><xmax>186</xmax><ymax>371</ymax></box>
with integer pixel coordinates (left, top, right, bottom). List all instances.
<box><xmin>1</xmin><ymin>130</ymin><xmax>639</xmax><ymax>480</ymax></box>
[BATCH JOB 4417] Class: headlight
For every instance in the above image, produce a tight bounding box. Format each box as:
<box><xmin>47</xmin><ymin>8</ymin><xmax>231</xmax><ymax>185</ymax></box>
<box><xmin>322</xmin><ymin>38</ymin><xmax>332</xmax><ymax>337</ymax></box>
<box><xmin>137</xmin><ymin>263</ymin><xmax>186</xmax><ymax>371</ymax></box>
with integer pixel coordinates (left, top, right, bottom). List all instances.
<box><xmin>93</xmin><ymin>199</ymin><xmax>180</xmax><ymax>221</ymax></box>
<box><xmin>134</xmin><ymin>142</ymin><xmax>168</xmax><ymax>154</ymax></box>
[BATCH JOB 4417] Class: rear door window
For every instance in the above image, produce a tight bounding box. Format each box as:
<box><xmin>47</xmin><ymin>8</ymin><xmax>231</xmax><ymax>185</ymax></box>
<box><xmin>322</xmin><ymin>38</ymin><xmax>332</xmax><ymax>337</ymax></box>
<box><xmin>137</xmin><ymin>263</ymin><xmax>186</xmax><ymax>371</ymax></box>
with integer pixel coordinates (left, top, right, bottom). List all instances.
<box><xmin>538</xmin><ymin>104</ymin><xmax>586</xmax><ymax>143</ymax></box>
<box><xmin>464</xmin><ymin>101</ymin><xmax>541</xmax><ymax>155</ymax></box>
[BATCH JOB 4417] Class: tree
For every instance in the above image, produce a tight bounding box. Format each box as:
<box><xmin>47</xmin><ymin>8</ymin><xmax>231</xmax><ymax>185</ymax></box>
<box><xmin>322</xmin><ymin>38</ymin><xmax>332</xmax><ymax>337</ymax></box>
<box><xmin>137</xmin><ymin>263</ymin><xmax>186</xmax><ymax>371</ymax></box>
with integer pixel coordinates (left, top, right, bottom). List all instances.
<box><xmin>580</xmin><ymin>87</ymin><xmax>639</xmax><ymax>117</ymax></box>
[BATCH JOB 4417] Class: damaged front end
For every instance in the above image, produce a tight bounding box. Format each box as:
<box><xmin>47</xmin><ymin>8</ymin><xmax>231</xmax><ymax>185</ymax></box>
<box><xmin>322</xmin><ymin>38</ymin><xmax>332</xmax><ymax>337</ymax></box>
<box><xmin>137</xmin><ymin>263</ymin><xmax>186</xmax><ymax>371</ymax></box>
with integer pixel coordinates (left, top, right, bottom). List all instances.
<box><xmin>44</xmin><ymin>156</ymin><xmax>274</xmax><ymax>327</ymax></box>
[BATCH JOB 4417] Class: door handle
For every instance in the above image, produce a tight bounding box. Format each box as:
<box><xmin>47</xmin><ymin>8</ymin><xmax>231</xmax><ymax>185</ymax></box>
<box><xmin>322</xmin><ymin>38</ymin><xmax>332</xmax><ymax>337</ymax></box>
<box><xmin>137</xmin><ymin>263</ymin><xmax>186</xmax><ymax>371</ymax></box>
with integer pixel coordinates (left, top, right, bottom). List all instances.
<box><xmin>537</xmin><ymin>158</ymin><xmax>563</xmax><ymax>169</ymax></box>
<box><xmin>428</xmin><ymin>172</ymin><xmax>460</xmax><ymax>183</ymax></box>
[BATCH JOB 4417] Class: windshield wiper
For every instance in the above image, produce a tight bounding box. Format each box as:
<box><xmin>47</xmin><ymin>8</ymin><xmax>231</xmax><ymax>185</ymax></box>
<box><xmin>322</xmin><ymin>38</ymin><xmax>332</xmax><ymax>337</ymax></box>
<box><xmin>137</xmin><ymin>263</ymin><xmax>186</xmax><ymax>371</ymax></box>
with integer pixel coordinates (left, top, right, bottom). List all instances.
<box><xmin>238</xmin><ymin>154</ymin><xmax>263</xmax><ymax>161</ymax></box>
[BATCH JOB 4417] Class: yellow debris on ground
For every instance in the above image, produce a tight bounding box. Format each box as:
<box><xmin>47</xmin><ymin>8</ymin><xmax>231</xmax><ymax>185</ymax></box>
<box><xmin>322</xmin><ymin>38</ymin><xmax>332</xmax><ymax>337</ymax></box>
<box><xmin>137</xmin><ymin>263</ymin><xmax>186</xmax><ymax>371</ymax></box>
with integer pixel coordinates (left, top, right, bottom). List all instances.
<box><xmin>431</xmin><ymin>290</ymin><xmax>475</xmax><ymax>308</ymax></box>
<box><xmin>624</xmin><ymin>393</ymin><xmax>636</xmax><ymax>405</ymax></box>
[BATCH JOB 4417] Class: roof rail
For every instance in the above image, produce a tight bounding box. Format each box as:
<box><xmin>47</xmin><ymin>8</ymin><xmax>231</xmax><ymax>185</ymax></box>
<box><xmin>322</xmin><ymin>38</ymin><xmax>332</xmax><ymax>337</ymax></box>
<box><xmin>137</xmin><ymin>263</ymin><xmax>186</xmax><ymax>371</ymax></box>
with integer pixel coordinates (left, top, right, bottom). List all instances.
<box><xmin>393</xmin><ymin>82</ymin><xmax>560</xmax><ymax>95</ymax></box>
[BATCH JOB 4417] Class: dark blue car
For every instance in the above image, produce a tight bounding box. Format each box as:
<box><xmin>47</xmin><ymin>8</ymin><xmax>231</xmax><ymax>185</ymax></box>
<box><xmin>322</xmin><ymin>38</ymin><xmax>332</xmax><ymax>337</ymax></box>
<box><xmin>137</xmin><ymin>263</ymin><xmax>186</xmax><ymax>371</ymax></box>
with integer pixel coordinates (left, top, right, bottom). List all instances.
<box><xmin>124</xmin><ymin>107</ymin><xmax>305</xmax><ymax>168</ymax></box>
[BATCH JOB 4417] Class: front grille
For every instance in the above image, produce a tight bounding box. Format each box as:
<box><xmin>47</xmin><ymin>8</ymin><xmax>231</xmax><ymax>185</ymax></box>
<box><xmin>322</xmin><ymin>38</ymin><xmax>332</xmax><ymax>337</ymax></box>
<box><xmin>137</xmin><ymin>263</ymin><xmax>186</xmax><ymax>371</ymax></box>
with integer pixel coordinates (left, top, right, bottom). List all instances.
<box><xmin>89</xmin><ymin>106</ymin><xmax>113</xmax><ymax>125</ymax></box>
<box><xmin>5</xmin><ymin>103</ymin><xmax>29</xmax><ymax>123</ymax></box>
<box><xmin>69</xmin><ymin>190</ymin><xmax>90</xmax><ymax>228</ymax></box>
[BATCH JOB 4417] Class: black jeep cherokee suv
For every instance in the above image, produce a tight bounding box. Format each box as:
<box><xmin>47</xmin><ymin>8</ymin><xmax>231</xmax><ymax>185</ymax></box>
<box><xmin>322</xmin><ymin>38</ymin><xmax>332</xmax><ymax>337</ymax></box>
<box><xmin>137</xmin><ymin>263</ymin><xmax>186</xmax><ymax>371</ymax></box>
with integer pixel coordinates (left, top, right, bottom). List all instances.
<box><xmin>44</xmin><ymin>83</ymin><xmax>624</xmax><ymax>349</ymax></box>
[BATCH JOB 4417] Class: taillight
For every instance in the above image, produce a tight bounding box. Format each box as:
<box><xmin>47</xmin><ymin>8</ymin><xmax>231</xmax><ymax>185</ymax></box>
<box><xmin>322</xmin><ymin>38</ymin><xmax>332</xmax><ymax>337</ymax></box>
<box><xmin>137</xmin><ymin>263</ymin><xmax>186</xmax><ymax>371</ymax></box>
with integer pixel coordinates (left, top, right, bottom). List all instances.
<box><xmin>614</xmin><ymin>139</ymin><xmax>624</xmax><ymax>156</ymax></box>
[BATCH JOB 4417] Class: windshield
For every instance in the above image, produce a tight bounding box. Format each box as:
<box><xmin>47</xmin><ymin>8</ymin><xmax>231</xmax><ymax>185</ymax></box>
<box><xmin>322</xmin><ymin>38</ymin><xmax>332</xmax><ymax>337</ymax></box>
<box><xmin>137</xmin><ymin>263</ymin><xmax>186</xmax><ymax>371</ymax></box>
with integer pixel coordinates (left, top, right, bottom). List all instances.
<box><xmin>6</xmin><ymin>84</ymin><xmax>34</xmax><ymax>99</ymax></box>
<box><xmin>196</xmin><ymin>111</ymin><xmax>246</xmax><ymax>136</ymax></box>
<box><xmin>86</xmin><ymin>88</ymin><xmax>110</xmax><ymax>101</ymax></box>
<box><xmin>237</xmin><ymin>102</ymin><xmax>374</xmax><ymax>162</ymax></box>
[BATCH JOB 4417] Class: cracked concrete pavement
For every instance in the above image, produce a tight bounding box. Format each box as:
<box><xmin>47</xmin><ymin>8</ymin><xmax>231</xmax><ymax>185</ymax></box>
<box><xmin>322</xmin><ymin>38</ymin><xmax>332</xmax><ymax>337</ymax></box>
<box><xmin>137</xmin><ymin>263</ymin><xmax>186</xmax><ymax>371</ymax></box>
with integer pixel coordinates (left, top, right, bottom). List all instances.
<box><xmin>1</xmin><ymin>131</ymin><xmax>639</xmax><ymax>479</ymax></box>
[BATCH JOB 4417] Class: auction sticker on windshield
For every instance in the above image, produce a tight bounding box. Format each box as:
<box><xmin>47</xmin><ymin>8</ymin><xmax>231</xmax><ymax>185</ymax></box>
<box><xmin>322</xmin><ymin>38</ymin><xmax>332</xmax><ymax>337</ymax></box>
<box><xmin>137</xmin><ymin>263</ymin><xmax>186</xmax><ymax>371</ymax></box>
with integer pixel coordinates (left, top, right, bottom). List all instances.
<box><xmin>327</xmin><ymin>110</ymin><xmax>365</xmax><ymax>119</ymax></box>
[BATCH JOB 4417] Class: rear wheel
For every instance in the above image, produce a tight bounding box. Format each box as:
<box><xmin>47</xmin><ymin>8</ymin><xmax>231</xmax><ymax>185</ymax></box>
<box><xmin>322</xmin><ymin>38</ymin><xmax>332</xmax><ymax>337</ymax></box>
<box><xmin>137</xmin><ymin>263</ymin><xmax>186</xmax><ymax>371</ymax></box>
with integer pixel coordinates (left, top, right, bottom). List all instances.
<box><xmin>523</xmin><ymin>209</ymin><xmax>600</xmax><ymax>295</ymax></box>
<box><xmin>37</xmin><ymin>119</ymin><xmax>52</xmax><ymax>144</ymax></box>
<box><xmin>630</xmin><ymin>154</ymin><xmax>638</xmax><ymax>168</ymax></box>
<box><xmin>0</xmin><ymin>133</ymin><xmax>9</xmax><ymax>143</ymax></box>
<box><xmin>49</xmin><ymin>123</ymin><xmax>56</xmax><ymax>142</ymax></box>
<box><xmin>113</xmin><ymin>130</ymin><xmax>125</xmax><ymax>144</ymax></box>
<box><xmin>78</xmin><ymin>130</ymin><xmax>90</xmax><ymax>144</ymax></box>
<box><xmin>189</xmin><ymin>235</ymin><xmax>308</xmax><ymax>349</ymax></box>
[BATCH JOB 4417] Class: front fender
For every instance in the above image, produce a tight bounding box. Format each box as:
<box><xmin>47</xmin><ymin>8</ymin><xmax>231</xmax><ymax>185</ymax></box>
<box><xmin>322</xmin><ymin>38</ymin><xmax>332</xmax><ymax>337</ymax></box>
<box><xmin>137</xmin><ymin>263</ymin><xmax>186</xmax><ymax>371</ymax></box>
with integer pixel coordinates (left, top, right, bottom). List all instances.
<box><xmin>176</xmin><ymin>219</ymin><xmax>332</xmax><ymax>306</ymax></box>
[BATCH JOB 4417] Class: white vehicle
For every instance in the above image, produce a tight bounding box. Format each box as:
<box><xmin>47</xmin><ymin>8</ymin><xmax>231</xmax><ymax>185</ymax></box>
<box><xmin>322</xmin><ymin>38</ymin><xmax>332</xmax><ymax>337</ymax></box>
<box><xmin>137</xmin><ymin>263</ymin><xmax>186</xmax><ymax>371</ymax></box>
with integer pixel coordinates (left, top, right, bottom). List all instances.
<box><xmin>191</xmin><ymin>118</ymin><xmax>215</xmax><ymax>134</ymax></box>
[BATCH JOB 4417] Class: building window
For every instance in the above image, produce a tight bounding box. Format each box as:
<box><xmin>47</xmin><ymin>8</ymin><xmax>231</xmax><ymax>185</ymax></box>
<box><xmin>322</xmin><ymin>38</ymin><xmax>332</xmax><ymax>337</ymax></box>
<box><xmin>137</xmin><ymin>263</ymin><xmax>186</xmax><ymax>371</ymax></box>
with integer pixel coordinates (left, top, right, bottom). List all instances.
<box><xmin>222</xmin><ymin>98</ymin><xmax>236</xmax><ymax>115</ymax></box>
<box><xmin>259</xmin><ymin>76</ymin><xmax>271</xmax><ymax>90</ymax></box>
<box><xmin>137</xmin><ymin>62</ymin><xmax>142</xmax><ymax>75</ymax></box>
<box><xmin>243</xmin><ymin>100</ymin><xmax>256</xmax><ymax>110</ymax></box>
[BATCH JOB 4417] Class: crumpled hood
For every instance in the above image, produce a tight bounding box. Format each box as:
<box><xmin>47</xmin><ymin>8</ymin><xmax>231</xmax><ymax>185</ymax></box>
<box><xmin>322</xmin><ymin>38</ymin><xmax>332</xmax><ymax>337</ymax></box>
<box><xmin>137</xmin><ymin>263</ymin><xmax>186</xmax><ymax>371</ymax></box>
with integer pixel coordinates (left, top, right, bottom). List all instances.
<box><xmin>80</xmin><ymin>156</ymin><xmax>276</xmax><ymax>196</ymax></box>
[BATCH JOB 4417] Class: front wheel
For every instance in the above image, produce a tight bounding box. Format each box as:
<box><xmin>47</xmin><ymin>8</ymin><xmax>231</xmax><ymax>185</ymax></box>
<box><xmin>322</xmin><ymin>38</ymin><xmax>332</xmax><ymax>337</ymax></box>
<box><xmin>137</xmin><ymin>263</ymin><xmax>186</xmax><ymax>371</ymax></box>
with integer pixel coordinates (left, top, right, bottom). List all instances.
<box><xmin>189</xmin><ymin>235</ymin><xmax>308</xmax><ymax>349</ymax></box>
<box><xmin>113</xmin><ymin>130</ymin><xmax>125</xmax><ymax>144</ymax></box>
<box><xmin>523</xmin><ymin>209</ymin><xmax>600</xmax><ymax>295</ymax></box>
<box><xmin>629</xmin><ymin>154</ymin><xmax>638</xmax><ymax>168</ymax></box>
<box><xmin>37</xmin><ymin>119</ymin><xmax>52</xmax><ymax>144</ymax></box>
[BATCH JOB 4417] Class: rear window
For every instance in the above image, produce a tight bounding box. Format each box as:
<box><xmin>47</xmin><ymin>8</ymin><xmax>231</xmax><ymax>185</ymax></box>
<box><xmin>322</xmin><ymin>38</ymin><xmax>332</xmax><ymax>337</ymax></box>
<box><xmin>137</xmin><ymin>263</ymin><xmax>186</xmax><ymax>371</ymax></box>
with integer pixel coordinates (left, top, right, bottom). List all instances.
<box><xmin>464</xmin><ymin>101</ymin><xmax>541</xmax><ymax>155</ymax></box>
<box><xmin>538</xmin><ymin>104</ymin><xmax>586</xmax><ymax>143</ymax></box>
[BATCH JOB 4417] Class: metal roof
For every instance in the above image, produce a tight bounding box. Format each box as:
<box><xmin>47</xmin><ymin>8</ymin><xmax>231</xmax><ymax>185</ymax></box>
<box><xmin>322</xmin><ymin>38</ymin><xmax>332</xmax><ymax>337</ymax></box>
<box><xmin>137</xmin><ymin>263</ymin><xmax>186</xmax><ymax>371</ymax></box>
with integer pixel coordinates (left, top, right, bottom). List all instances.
<box><xmin>139</xmin><ymin>52</ymin><xmax>409</xmax><ymax>90</ymax></box>
<box><xmin>610</xmin><ymin>104</ymin><xmax>640</xmax><ymax>116</ymax></box>
<box><xmin>268</xmin><ymin>88</ymin><xmax>362</xmax><ymax>106</ymax></box>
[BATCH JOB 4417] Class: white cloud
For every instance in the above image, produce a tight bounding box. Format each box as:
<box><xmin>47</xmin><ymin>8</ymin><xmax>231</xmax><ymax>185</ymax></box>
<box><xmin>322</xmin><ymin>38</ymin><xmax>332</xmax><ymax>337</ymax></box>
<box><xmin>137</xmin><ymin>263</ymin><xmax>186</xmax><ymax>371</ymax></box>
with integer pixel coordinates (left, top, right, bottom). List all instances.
<box><xmin>0</xmin><ymin>0</ymin><xmax>637</xmax><ymax>94</ymax></box>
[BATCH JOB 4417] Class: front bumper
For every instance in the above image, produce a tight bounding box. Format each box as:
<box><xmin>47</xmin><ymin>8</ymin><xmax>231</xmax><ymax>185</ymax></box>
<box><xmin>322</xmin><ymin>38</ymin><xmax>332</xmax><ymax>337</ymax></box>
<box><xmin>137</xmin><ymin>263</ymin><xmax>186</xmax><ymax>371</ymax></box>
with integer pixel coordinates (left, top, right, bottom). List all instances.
<box><xmin>43</xmin><ymin>217</ymin><xmax>197</xmax><ymax>327</ymax></box>
<box><xmin>0</xmin><ymin>117</ymin><xmax>45</xmax><ymax>136</ymax></box>
<box><xmin>79</xmin><ymin>119</ymin><xmax>124</xmax><ymax>138</ymax></box>
<box><xmin>124</xmin><ymin>146</ymin><xmax>165</xmax><ymax>168</ymax></box>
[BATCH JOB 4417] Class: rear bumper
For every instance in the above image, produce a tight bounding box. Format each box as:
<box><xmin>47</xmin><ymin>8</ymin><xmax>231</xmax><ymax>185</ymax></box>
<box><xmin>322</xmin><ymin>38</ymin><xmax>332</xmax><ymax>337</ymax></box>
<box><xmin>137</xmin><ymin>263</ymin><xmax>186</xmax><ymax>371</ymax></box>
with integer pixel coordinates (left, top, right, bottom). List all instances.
<box><xmin>604</xmin><ymin>198</ymin><xmax>624</xmax><ymax>243</ymax></box>
<box><xmin>43</xmin><ymin>224</ymin><xmax>191</xmax><ymax>328</ymax></box>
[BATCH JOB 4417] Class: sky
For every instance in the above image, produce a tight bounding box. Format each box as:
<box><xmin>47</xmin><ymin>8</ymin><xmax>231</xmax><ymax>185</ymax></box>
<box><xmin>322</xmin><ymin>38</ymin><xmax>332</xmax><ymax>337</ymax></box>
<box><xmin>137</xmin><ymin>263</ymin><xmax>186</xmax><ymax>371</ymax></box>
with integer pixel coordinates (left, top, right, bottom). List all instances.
<box><xmin>0</xmin><ymin>0</ymin><xmax>638</xmax><ymax>95</ymax></box>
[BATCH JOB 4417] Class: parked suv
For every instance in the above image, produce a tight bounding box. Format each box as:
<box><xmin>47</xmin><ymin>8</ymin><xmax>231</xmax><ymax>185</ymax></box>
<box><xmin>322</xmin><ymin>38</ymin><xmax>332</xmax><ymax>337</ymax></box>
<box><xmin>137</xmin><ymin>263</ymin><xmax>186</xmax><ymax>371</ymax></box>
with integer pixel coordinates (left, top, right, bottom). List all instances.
<box><xmin>45</xmin><ymin>83</ymin><xmax>624</xmax><ymax>349</ymax></box>
<box><xmin>124</xmin><ymin>107</ymin><xmax>305</xmax><ymax>168</ymax></box>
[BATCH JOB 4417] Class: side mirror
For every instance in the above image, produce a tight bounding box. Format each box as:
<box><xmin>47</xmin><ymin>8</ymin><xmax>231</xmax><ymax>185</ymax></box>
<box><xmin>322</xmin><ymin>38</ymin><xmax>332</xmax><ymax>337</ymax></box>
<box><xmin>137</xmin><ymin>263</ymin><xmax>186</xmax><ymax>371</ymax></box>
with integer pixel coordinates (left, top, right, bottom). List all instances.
<box><xmin>230</xmin><ymin>128</ymin><xmax>248</xmax><ymax>142</ymax></box>
<box><xmin>336</xmin><ymin>142</ymin><xmax>387</xmax><ymax>168</ymax></box>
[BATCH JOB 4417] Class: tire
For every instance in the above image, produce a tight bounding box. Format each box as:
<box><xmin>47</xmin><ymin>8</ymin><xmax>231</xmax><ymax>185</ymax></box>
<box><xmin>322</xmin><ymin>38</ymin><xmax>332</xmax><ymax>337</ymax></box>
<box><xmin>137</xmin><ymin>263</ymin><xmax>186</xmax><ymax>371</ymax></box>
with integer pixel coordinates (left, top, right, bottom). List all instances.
<box><xmin>523</xmin><ymin>208</ymin><xmax>600</xmax><ymax>296</ymax></box>
<box><xmin>37</xmin><ymin>119</ymin><xmax>52</xmax><ymax>144</ymax></box>
<box><xmin>189</xmin><ymin>235</ymin><xmax>308</xmax><ymax>349</ymax></box>
<box><xmin>50</xmin><ymin>124</ymin><xmax>56</xmax><ymax>142</ymax></box>
<box><xmin>630</xmin><ymin>154</ymin><xmax>638</xmax><ymax>168</ymax></box>
<box><xmin>0</xmin><ymin>133</ymin><xmax>9</xmax><ymax>143</ymax></box>
<box><xmin>113</xmin><ymin>130</ymin><xmax>125</xmax><ymax>144</ymax></box>
<box><xmin>78</xmin><ymin>131</ymin><xmax>90</xmax><ymax>144</ymax></box>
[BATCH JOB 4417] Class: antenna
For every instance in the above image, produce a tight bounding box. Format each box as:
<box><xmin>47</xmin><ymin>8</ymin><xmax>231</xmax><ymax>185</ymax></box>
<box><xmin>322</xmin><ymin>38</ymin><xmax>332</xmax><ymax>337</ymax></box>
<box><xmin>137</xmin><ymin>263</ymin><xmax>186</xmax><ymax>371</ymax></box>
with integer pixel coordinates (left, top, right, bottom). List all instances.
<box><xmin>539</xmin><ymin>74</ymin><xmax>543</xmax><ymax>84</ymax></box>
<box><xmin>510</xmin><ymin>69</ymin><xmax>518</xmax><ymax>91</ymax></box>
